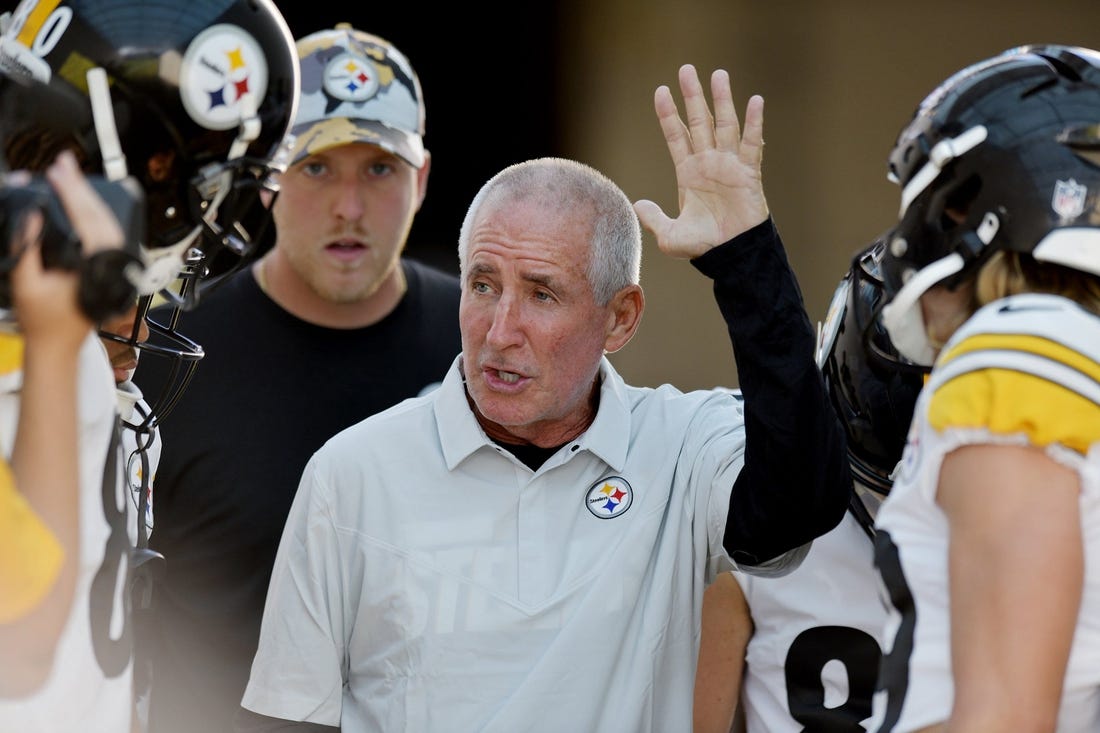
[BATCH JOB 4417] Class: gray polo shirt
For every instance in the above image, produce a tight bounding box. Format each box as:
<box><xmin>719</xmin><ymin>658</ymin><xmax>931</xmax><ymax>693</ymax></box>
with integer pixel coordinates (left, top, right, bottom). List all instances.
<box><xmin>243</xmin><ymin>354</ymin><xmax>764</xmax><ymax>731</ymax></box>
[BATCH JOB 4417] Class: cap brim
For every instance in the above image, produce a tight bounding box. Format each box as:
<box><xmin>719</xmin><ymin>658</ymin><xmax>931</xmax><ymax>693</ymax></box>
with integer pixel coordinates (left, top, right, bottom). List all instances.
<box><xmin>288</xmin><ymin>117</ymin><xmax>424</xmax><ymax>168</ymax></box>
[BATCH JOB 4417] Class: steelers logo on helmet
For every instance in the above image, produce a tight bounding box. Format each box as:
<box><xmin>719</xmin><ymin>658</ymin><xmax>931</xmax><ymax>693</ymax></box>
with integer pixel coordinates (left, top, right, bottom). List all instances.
<box><xmin>322</xmin><ymin>52</ymin><xmax>381</xmax><ymax>105</ymax></box>
<box><xmin>585</xmin><ymin>476</ymin><xmax>634</xmax><ymax>519</ymax></box>
<box><xmin>179</xmin><ymin>23</ymin><xmax>270</xmax><ymax>131</ymax></box>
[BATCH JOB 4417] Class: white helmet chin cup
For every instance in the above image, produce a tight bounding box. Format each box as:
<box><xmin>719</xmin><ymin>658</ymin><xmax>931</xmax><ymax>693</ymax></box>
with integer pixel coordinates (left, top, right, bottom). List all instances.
<box><xmin>880</xmin><ymin>251</ymin><xmax>967</xmax><ymax>366</ymax></box>
<box><xmin>881</xmin><ymin>299</ymin><xmax>935</xmax><ymax>366</ymax></box>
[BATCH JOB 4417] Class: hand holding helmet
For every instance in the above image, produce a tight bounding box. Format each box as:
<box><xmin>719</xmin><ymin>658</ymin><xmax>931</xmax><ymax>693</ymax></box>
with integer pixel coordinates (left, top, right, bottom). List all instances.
<box><xmin>0</xmin><ymin>166</ymin><xmax>143</xmax><ymax>324</ymax></box>
<box><xmin>0</xmin><ymin>0</ymin><xmax>299</xmax><ymax>305</ymax></box>
<box><xmin>0</xmin><ymin>0</ymin><xmax>300</xmax><ymax>426</ymax></box>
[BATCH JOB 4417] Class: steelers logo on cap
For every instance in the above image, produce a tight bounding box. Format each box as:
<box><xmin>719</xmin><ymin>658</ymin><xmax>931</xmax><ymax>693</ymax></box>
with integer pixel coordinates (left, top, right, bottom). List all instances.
<box><xmin>585</xmin><ymin>476</ymin><xmax>633</xmax><ymax>519</ymax></box>
<box><xmin>322</xmin><ymin>52</ymin><xmax>380</xmax><ymax>103</ymax></box>
<box><xmin>179</xmin><ymin>23</ymin><xmax>269</xmax><ymax>131</ymax></box>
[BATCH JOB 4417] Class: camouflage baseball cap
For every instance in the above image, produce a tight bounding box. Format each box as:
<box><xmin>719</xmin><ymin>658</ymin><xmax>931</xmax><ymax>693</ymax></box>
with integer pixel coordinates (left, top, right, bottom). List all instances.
<box><xmin>288</xmin><ymin>24</ymin><xmax>425</xmax><ymax>167</ymax></box>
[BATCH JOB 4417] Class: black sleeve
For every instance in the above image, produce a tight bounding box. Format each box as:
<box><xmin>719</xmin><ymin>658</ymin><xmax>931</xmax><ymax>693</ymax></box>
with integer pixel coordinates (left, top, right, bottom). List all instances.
<box><xmin>691</xmin><ymin>217</ymin><xmax>851</xmax><ymax>566</ymax></box>
<box><xmin>234</xmin><ymin>707</ymin><xmax>340</xmax><ymax>733</ymax></box>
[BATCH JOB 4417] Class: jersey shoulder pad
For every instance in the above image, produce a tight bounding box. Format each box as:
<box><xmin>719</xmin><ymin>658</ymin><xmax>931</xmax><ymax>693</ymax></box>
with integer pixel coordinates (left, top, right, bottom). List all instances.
<box><xmin>927</xmin><ymin>295</ymin><xmax>1100</xmax><ymax>453</ymax></box>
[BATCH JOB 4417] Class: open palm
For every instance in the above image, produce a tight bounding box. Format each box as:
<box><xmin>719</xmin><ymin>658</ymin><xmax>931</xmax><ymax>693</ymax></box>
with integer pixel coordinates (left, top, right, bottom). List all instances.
<box><xmin>634</xmin><ymin>64</ymin><xmax>769</xmax><ymax>259</ymax></box>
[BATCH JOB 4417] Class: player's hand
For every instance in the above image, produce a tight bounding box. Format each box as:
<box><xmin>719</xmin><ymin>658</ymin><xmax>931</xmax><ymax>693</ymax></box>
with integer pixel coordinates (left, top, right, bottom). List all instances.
<box><xmin>11</xmin><ymin>151</ymin><xmax>126</xmax><ymax>346</ymax></box>
<box><xmin>46</xmin><ymin>150</ymin><xmax>126</xmax><ymax>256</ymax></box>
<box><xmin>634</xmin><ymin>64</ymin><xmax>769</xmax><ymax>259</ymax></box>
<box><xmin>10</xmin><ymin>211</ymin><xmax>89</xmax><ymax>350</ymax></box>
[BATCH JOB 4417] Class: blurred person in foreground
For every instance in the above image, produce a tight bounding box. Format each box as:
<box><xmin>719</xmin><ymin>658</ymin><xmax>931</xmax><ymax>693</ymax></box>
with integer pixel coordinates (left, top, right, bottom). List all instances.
<box><xmin>0</xmin><ymin>153</ymin><xmax>131</xmax><ymax>697</ymax></box>
<box><xmin>0</xmin><ymin>0</ymin><xmax>299</xmax><ymax>729</ymax></box>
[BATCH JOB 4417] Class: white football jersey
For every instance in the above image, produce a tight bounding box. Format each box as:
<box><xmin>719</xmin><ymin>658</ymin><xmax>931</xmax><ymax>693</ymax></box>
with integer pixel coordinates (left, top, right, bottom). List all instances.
<box><xmin>734</xmin><ymin>507</ymin><xmax>886</xmax><ymax>732</ymax></box>
<box><xmin>0</xmin><ymin>334</ymin><xmax>136</xmax><ymax>732</ymax></box>
<box><xmin>871</xmin><ymin>293</ymin><xmax>1100</xmax><ymax>733</ymax></box>
<box><xmin>243</xmin><ymin>356</ymin><xmax>764</xmax><ymax>732</ymax></box>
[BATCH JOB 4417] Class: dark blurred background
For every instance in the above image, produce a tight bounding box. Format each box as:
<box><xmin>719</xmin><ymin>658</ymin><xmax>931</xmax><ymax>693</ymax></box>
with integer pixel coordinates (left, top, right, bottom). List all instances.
<box><xmin>274</xmin><ymin>1</ymin><xmax>562</xmax><ymax>277</ymax></box>
<box><xmin>278</xmin><ymin>0</ymin><xmax>1100</xmax><ymax>392</ymax></box>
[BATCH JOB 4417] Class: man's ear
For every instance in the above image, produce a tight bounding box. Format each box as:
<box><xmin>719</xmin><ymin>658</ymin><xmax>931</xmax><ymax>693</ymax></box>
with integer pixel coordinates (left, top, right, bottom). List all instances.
<box><xmin>604</xmin><ymin>284</ymin><xmax>644</xmax><ymax>354</ymax></box>
<box><xmin>414</xmin><ymin>151</ymin><xmax>431</xmax><ymax>211</ymax></box>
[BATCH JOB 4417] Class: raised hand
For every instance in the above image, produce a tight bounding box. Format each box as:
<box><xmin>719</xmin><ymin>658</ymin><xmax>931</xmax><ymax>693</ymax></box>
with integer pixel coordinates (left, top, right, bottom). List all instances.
<box><xmin>634</xmin><ymin>64</ymin><xmax>769</xmax><ymax>259</ymax></box>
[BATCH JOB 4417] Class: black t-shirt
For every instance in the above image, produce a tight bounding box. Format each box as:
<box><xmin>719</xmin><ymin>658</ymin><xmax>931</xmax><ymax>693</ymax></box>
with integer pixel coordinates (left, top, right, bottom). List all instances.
<box><xmin>134</xmin><ymin>258</ymin><xmax>462</xmax><ymax>733</ymax></box>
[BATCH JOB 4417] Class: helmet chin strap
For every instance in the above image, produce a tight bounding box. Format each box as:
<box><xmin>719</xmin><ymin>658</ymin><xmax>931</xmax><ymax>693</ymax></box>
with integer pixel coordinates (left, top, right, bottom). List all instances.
<box><xmin>87</xmin><ymin>67</ymin><xmax>128</xmax><ymax>181</ymax></box>
<box><xmin>88</xmin><ymin>66</ymin><xmax>157</xmax><ymax>293</ymax></box>
<box><xmin>200</xmin><ymin>91</ymin><xmax>262</xmax><ymax>224</ymax></box>
<box><xmin>227</xmin><ymin>91</ymin><xmax>261</xmax><ymax>162</ymax></box>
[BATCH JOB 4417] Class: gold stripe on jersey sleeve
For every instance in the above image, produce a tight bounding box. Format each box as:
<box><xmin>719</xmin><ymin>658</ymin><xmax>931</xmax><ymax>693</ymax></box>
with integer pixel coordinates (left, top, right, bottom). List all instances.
<box><xmin>929</xmin><ymin>368</ymin><xmax>1100</xmax><ymax>454</ymax></box>
<box><xmin>0</xmin><ymin>333</ymin><xmax>23</xmax><ymax>376</ymax></box>
<box><xmin>939</xmin><ymin>333</ymin><xmax>1100</xmax><ymax>383</ymax></box>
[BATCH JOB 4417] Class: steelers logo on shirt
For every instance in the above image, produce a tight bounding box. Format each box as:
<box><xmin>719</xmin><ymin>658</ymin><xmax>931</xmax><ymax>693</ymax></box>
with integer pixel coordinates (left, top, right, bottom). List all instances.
<box><xmin>585</xmin><ymin>476</ymin><xmax>633</xmax><ymax>519</ymax></box>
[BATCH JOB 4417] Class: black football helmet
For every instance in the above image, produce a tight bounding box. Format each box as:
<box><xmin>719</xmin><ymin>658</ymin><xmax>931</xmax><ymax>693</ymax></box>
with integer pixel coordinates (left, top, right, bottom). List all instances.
<box><xmin>0</xmin><ymin>0</ymin><xmax>299</xmax><ymax>426</ymax></box>
<box><xmin>879</xmin><ymin>43</ymin><xmax>1100</xmax><ymax>365</ymax></box>
<box><xmin>818</xmin><ymin>237</ymin><xmax>924</xmax><ymax>530</ymax></box>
